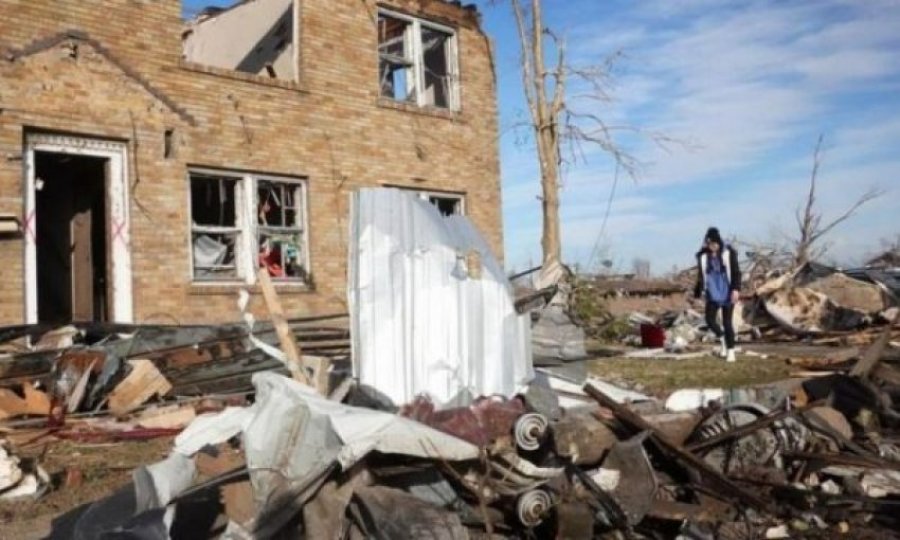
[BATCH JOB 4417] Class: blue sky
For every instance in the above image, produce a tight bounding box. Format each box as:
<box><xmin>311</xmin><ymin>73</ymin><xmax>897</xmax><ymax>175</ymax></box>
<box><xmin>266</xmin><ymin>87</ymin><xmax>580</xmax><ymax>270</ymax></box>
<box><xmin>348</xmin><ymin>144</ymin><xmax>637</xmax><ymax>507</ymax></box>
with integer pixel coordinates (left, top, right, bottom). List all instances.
<box><xmin>482</xmin><ymin>0</ymin><xmax>900</xmax><ymax>274</ymax></box>
<box><xmin>185</xmin><ymin>1</ymin><xmax>900</xmax><ymax>274</ymax></box>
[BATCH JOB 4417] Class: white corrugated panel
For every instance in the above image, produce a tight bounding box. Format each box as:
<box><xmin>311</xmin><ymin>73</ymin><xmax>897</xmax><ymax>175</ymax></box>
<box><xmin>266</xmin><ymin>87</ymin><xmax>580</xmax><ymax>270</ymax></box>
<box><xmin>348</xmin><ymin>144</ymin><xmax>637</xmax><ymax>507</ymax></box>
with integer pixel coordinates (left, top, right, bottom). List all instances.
<box><xmin>348</xmin><ymin>188</ymin><xmax>533</xmax><ymax>408</ymax></box>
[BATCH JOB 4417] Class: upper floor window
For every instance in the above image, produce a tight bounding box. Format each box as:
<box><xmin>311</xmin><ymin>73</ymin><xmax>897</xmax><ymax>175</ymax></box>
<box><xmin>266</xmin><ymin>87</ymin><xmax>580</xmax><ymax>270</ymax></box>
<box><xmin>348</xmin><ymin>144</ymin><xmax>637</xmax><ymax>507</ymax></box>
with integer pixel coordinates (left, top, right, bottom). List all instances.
<box><xmin>378</xmin><ymin>10</ymin><xmax>460</xmax><ymax>110</ymax></box>
<box><xmin>189</xmin><ymin>170</ymin><xmax>309</xmax><ymax>283</ymax></box>
<box><xmin>400</xmin><ymin>188</ymin><xmax>465</xmax><ymax>216</ymax></box>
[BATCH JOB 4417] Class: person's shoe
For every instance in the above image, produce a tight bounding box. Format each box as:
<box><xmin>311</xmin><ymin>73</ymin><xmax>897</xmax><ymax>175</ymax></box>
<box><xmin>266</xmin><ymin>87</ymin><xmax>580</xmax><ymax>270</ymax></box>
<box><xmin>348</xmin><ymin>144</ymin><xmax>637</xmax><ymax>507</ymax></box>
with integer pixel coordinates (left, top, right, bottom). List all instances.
<box><xmin>719</xmin><ymin>336</ymin><xmax>727</xmax><ymax>357</ymax></box>
<box><xmin>725</xmin><ymin>349</ymin><xmax>736</xmax><ymax>363</ymax></box>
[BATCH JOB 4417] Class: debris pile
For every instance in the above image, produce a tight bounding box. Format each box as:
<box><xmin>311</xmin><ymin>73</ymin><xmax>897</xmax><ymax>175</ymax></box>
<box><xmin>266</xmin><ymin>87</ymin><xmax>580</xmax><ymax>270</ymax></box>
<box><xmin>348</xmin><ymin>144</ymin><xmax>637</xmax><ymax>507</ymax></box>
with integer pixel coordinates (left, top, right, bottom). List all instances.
<box><xmin>0</xmin><ymin>314</ymin><xmax>350</xmax><ymax>448</ymax></box>
<box><xmin>2</xmin><ymin>325</ymin><xmax>895</xmax><ymax>538</ymax></box>
<box><xmin>565</xmin><ymin>260</ymin><xmax>899</xmax><ymax>356</ymax></box>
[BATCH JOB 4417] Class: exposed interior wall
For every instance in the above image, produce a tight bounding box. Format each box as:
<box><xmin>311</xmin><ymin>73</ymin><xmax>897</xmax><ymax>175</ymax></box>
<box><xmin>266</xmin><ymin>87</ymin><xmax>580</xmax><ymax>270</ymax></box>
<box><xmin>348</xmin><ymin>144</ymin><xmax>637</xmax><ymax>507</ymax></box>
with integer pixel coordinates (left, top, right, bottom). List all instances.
<box><xmin>183</xmin><ymin>0</ymin><xmax>296</xmax><ymax>80</ymax></box>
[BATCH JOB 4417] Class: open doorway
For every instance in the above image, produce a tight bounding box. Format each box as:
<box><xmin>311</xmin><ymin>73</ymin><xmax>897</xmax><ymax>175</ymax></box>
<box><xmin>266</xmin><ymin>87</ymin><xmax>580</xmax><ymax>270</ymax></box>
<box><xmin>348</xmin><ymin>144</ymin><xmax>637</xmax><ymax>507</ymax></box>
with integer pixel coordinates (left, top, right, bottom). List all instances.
<box><xmin>34</xmin><ymin>152</ymin><xmax>109</xmax><ymax>323</ymax></box>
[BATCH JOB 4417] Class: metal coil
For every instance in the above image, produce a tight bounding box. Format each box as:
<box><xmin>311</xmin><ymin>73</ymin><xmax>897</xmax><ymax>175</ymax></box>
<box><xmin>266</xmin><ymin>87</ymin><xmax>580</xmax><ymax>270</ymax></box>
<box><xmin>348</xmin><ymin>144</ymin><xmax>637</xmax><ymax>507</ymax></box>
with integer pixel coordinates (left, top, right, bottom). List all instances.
<box><xmin>514</xmin><ymin>413</ymin><xmax>549</xmax><ymax>451</ymax></box>
<box><xmin>516</xmin><ymin>489</ymin><xmax>552</xmax><ymax>527</ymax></box>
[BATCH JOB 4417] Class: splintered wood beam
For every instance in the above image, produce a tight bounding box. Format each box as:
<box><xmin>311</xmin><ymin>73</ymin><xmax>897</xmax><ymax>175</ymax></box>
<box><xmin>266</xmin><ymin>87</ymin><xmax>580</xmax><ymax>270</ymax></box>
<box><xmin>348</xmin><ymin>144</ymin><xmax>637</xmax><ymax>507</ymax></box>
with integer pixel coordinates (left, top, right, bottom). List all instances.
<box><xmin>256</xmin><ymin>268</ymin><xmax>311</xmax><ymax>386</ymax></box>
<box><xmin>850</xmin><ymin>309</ymin><xmax>900</xmax><ymax>378</ymax></box>
<box><xmin>583</xmin><ymin>382</ymin><xmax>777</xmax><ymax>516</ymax></box>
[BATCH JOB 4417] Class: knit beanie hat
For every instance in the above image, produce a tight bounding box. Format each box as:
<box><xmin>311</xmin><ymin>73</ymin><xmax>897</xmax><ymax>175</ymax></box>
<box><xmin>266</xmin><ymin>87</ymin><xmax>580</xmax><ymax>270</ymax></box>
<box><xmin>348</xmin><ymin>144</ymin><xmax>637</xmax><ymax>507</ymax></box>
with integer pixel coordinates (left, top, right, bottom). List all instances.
<box><xmin>705</xmin><ymin>227</ymin><xmax>723</xmax><ymax>245</ymax></box>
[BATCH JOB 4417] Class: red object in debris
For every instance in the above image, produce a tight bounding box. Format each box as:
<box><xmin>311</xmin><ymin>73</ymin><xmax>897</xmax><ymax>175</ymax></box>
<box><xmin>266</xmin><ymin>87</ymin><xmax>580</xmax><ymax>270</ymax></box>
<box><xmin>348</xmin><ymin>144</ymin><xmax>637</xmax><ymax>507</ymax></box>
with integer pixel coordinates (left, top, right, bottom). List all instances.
<box><xmin>64</xmin><ymin>468</ymin><xmax>83</xmax><ymax>489</ymax></box>
<box><xmin>400</xmin><ymin>395</ymin><xmax>526</xmax><ymax>447</ymax></box>
<box><xmin>640</xmin><ymin>324</ymin><xmax>666</xmax><ymax>348</ymax></box>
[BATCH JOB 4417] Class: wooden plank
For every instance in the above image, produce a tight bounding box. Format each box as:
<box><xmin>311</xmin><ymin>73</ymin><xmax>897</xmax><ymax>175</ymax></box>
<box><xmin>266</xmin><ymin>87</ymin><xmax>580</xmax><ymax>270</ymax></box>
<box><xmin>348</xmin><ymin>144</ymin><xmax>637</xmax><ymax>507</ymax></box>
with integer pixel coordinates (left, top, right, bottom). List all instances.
<box><xmin>256</xmin><ymin>268</ymin><xmax>310</xmax><ymax>385</ymax></box>
<box><xmin>137</xmin><ymin>404</ymin><xmax>197</xmax><ymax>430</ymax></box>
<box><xmin>0</xmin><ymin>382</ymin><xmax>51</xmax><ymax>419</ymax></box>
<box><xmin>583</xmin><ymin>382</ymin><xmax>777</xmax><ymax>516</ymax></box>
<box><xmin>850</xmin><ymin>311</ymin><xmax>899</xmax><ymax>378</ymax></box>
<box><xmin>70</xmin><ymin>201</ymin><xmax>94</xmax><ymax>322</ymax></box>
<box><xmin>305</xmin><ymin>355</ymin><xmax>331</xmax><ymax>396</ymax></box>
<box><xmin>108</xmin><ymin>359</ymin><xmax>172</xmax><ymax>416</ymax></box>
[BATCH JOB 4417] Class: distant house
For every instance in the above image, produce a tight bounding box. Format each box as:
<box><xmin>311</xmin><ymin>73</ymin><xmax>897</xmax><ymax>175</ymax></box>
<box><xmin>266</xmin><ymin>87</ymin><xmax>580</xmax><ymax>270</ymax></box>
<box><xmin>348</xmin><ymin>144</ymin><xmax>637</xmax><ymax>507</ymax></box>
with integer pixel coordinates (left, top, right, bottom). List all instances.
<box><xmin>0</xmin><ymin>0</ymin><xmax>502</xmax><ymax>325</ymax></box>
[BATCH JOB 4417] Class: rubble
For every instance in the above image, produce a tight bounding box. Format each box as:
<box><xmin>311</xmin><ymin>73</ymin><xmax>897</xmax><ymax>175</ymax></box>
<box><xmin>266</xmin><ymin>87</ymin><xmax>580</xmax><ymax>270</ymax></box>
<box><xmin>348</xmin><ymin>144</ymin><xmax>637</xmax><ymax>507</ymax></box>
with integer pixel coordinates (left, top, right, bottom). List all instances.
<box><xmin>1</xmin><ymin>311</ymin><xmax>898</xmax><ymax>538</ymax></box>
<box><xmin>516</xmin><ymin>262</ymin><xmax>589</xmax><ymax>363</ymax></box>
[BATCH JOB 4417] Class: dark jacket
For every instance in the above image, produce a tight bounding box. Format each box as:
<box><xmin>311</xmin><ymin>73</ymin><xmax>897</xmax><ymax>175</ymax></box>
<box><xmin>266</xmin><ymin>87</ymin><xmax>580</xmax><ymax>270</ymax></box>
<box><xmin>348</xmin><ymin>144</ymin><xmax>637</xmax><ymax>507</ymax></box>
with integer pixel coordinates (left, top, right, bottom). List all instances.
<box><xmin>693</xmin><ymin>245</ymin><xmax>741</xmax><ymax>299</ymax></box>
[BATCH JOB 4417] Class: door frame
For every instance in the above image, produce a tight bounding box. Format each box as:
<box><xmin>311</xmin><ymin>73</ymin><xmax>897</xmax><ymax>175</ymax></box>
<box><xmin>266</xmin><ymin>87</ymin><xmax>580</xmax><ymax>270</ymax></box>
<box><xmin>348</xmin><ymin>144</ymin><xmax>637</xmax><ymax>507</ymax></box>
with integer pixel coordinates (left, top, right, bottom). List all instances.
<box><xmin>23</xmin><ymin>133</ymin><xmax>133</xmax><ymax>324</ymax></box>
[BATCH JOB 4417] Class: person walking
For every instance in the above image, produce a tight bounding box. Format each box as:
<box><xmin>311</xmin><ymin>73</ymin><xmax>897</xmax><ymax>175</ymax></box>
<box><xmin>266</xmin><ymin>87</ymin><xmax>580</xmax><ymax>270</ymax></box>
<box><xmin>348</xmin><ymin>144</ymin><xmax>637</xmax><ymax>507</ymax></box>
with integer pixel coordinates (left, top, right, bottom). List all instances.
<box><xmin>693</xmin><ymin>227</ymin><xmax>741</xmax><ymax>362</ymax></box>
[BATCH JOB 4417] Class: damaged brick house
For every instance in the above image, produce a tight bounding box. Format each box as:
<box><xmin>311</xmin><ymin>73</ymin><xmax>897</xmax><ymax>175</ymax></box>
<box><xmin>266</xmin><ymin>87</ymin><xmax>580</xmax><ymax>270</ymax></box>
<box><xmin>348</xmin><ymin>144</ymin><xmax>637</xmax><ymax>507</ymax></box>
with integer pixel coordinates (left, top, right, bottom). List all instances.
<box><xmin>0</xmin><ymin>0</ymin><xmax>502</xmax><ymax>325</ymax></box>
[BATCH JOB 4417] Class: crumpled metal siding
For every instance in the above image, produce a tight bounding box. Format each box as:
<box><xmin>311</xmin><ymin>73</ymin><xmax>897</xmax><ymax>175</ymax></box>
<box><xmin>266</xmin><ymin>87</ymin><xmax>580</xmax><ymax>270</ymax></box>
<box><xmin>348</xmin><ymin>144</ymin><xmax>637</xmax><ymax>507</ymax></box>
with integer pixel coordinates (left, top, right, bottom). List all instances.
<box><xmin>349</xmin><ymin>188</ymin><xmax>533</xmax><ymax>408</ymax></box>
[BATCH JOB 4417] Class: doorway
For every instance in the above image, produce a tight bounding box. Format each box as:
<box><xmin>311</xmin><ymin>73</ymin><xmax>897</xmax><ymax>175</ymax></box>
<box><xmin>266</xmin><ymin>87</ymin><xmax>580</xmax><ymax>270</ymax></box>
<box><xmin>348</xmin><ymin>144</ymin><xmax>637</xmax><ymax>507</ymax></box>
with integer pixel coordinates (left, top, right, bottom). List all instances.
<box><xmin>34</xmin><ymin>152</ymin><xmax>109</xmax><ymax>323</ymax></box>
<box><xmin>24</xmin><ymin>134</ymin><xmax>133</xmax><ymax>325</ymax></box>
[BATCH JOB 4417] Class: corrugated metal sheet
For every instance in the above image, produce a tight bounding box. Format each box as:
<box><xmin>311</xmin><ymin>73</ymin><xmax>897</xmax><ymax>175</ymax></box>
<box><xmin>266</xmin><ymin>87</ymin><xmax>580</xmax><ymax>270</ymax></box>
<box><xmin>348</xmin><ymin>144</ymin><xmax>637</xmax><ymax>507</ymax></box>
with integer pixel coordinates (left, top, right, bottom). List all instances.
<box><xmin>349</xmin><ymin>188</ymin><xmax>533</xmax><ymax>408</ymax></box>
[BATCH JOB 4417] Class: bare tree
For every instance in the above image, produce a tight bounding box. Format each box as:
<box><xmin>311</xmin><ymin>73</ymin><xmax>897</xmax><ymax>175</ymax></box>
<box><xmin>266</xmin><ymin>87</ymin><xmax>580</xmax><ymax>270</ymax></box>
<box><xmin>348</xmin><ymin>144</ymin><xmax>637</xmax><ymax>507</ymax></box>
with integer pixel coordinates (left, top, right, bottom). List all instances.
<box><xmin>498</xmin><ymin>0</ymin><xmax>668</xmax><ymax>267</ymax></box>
<box><xmin>793</xmin><ymin>135</ymin><xmax>884</xmax><ymax>267</ymax></box>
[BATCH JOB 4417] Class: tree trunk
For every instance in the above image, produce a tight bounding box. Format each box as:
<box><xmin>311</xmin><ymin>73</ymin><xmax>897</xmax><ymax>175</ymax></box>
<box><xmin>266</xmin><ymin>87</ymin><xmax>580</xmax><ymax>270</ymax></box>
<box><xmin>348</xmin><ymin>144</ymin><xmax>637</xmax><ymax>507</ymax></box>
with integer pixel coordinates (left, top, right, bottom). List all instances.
<box><xmin>539</xmin><ymin>128</ymin><xmax>562</xmax><ymax>265</ymax></box>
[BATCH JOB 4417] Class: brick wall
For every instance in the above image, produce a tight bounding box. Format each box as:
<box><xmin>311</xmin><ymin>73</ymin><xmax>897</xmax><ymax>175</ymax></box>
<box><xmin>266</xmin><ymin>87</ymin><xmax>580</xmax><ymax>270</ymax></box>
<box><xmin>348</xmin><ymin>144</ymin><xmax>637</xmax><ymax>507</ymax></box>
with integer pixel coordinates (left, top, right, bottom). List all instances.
<box><xmin>0</xmin><ymin>0</ymin><xmax>502</xmax><ymax>324</ymax></box>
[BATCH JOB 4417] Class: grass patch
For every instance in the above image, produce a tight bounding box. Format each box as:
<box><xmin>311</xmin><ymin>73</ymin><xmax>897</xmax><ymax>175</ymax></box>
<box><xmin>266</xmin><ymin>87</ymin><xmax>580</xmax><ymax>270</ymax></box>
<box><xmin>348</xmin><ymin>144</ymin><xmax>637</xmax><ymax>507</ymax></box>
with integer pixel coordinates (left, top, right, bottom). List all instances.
<box><xmin>587</xmin><ymin>354</ymin><xmax>793</xmax><ymax>397</ymax></box>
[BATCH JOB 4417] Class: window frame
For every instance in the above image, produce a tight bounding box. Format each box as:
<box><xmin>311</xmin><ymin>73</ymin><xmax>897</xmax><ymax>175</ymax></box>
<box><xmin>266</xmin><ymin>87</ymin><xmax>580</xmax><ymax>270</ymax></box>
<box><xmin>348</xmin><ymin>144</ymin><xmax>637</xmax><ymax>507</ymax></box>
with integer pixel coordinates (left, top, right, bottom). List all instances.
<box><xmin>187</xmin><ymin>168</ymin><xmax>310</xmax><ymax>285</ymax></box>
<box><xmin>377</xmin><ymin>9</ymin><xmax>461</xmax><ymax>111</ymax></box>
<box><xmin>403</xmin><ymin>188</ymin><xmax>466</xmax><ymax>216</ymax></box>
<box><xmin>254</xmin><ymin>175</ymin><xmax>310</xmax><ymax>283</ymax></box>
<box><xmin>188</xmin><ymin>170</ymin><xmax>248</xmax><ymax>282</ymax></box>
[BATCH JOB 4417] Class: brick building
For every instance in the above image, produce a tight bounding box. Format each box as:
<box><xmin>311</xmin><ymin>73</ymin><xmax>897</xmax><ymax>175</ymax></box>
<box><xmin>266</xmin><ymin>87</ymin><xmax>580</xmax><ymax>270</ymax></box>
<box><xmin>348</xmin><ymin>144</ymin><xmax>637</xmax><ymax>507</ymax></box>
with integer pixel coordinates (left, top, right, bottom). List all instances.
<box><xmin>0</xmin><ymin>0</ymin><xmax>502</xmax><ymax>325</ymax></box>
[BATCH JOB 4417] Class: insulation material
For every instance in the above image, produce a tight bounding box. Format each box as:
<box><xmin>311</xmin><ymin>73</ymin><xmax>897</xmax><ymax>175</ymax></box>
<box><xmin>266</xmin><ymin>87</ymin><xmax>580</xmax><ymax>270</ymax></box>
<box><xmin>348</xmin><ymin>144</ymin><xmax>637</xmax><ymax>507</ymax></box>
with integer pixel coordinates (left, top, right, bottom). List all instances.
<box><xmin>349</xmin><ymin>188</ymin><xmax>533</xmax><ymax>408</ymax></box>
<box><xmin>764</xmin><ymin>287</ymin><xmax>869</xmax><ymax>334</ymax></box>
<box><xmin>805</xmin><ymin>272</ymin><xmax>886</xmax><ymax>313</ymax></box>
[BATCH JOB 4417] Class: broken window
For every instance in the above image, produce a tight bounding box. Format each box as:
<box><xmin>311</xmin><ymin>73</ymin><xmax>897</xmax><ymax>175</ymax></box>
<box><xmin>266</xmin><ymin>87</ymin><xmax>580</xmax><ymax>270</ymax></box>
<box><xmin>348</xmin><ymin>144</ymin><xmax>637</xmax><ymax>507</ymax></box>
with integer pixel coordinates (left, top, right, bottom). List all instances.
<box><xmin>379</xmin><ymin>15</ymin><xmax>415</xmax><ymax>103</ymax></box>
<box><xmin>182</xmin><ymin>0</ymin><xmax>298</xmax><ymax>81</ymax></box>
<box><xmin>421</xmin><ymin>27</ymin><xmax>453</xmax><ymax>108</ymax></box>
<box><xmin>401</xmin><ymin>189</ymin><xmax>465</xmax><ymax>216</ymax></box>
<box><xmin>190</xmin><ymin>173</ymin><xmax>242</xmax><ymax>280</ymax></box>
<box><xmin>428</xmin><ymin>194</ymin><xmax>463</xmax><ymax>216</ymax></box>
<box><xmin>257</xmin><ymin>180</ymin><xmax>306</xmax><ymax>280</ymax></box>
<box><xmin>189</xmin><ymin>170</ymin><xmax>309</xmax><ymax>283</ymax></box>
<box><xmin>378</xmin><ymin>10</ymin><xmax>459</xmax><ymax>110</ymax></box>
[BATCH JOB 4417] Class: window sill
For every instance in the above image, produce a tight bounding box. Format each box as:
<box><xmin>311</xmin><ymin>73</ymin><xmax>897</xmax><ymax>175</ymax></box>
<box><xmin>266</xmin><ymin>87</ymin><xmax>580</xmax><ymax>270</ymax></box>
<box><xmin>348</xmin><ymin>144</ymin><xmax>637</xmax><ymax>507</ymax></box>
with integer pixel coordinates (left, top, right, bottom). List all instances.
<box><xmin>377</xmin><ymin>98</ymin><xmax>463</xmax><ymax>121</ymax></box>
<box><xmin>189</xmin><ymin>282</ymin><xmax>314</xmax><ymax>296</ymax></box>
<box><xmin>178</xmin><ymin>60</ymin><xmax>309</xmax><ymax>92</ymax></box>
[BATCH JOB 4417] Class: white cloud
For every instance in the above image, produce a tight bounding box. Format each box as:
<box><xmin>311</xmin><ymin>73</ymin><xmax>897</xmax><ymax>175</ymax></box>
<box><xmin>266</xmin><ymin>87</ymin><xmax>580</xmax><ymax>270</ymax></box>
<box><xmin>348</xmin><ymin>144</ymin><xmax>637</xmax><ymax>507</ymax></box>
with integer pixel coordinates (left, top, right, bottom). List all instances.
<box><xmin>485</xmin><ymin>0</ymin><xmax>900</xmax><ymax>272</ymax></box>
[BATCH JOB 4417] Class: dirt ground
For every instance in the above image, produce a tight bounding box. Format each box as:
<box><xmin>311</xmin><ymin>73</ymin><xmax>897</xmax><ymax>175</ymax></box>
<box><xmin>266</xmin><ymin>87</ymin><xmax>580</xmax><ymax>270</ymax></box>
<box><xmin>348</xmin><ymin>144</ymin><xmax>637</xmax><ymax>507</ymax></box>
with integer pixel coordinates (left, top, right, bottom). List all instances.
<box><xmin>0</xmin><ymin>437</ymin><xmax>173</xmax><ymax>539</ymax></box>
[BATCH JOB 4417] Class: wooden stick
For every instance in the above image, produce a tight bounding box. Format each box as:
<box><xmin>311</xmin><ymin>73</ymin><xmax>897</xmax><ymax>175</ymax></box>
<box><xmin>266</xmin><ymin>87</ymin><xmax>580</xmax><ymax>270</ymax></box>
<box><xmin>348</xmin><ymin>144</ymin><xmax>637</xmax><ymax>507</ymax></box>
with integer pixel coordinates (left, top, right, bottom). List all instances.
<box><xmin>850</xmin><ymin>309</ymin><xmax>899</xmax><ymax>378</ymax></box>
<box><xmin>685</xmin><ymin>400</ymin><xmax>824</xmax><ymax>453</ymax></box>
<box><xmin>583</xmin><ymin>382</ymin><xmax>777</xmax><ymax>516</ymax></box>
<box><xmin>256</xmin><ymin>268</ymin><xmax>310</xmax><ymax>385</ymax></box>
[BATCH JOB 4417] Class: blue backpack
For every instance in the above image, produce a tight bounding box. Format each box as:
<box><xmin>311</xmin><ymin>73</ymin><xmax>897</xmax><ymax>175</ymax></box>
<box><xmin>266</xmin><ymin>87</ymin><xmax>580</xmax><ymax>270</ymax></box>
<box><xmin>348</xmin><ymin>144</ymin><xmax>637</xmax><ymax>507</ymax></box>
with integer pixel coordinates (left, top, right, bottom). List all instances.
<box><xmin>706</xmin><ymin>255</ymin><xmax>731</xmax><ymax>305</ymax></box>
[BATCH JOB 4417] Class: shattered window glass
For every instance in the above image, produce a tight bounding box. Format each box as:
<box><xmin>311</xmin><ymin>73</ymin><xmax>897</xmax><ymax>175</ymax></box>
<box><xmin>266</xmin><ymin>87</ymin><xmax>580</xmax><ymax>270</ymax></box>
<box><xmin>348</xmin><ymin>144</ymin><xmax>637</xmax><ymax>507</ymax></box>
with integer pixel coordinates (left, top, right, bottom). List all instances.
<box><xmin>421</xmin><ymin>27</ymin><xmax>452</xmax><ymax>109</ymax></box>
<box><xmin>190</xmin><ymin>174</ymin><xmax>241</xmax><ymax>280</ymax></box>
<box><xmin>429</xmin><ymin>195</ymin><xmax>462</xmax><ymax>216</ymax></box>
<box><xmin>257</xmin><ymin>181</ymin><xmax>306</xmax><ymax>280</ymax></box>
<box><xmin>378</xmin><ymin>14</ymin><xmax>415</xmax><ymax>103</ymax></box>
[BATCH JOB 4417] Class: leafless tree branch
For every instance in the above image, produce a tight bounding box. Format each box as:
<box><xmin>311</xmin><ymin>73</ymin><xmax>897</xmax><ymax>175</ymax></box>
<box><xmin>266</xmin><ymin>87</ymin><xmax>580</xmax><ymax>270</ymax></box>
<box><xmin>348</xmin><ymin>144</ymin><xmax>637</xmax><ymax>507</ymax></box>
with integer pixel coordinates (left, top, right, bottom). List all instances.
<box><xmin>792</xmin><ymin>134</ymin><xmax>884</xmax><ymax>267</ymax></box>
